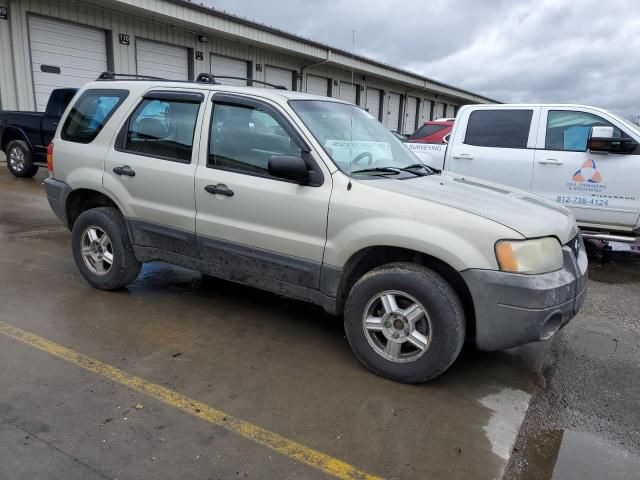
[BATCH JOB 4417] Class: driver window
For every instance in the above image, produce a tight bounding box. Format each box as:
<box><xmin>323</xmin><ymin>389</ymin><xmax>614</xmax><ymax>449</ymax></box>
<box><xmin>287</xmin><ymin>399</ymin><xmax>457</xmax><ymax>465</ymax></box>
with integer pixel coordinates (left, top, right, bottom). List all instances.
<box><xmin>546</xmin><ymin>110</ymin><xmax>622</xmax><ymax>152</ymax></box>
<box><xmin>208</xmin><ymin>103</ymin><xmax>301</xmax><ymax>175</ymax></box>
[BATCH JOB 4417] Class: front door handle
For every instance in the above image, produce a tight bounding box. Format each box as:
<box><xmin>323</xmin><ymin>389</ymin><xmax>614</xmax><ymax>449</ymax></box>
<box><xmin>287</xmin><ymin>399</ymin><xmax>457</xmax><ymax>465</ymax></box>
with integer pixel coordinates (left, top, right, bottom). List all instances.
<box><xmin>452</xmin><ymin>153</ymin><xmax>474</xmax><ymax>160</ymax></box>
<box><xmin>205</xmin><ymin>184</ymin><xmax>234</xmax><ymax>197</ymax></box>
<box><xmin>537</xmin><ymin>158</ymin><xmax>564</xmax><ymax>165</ymax></box>
<box><xmin>113</xmin><ymin>165</ymin><xmax>136</xmax><ymax>177</ymax></box>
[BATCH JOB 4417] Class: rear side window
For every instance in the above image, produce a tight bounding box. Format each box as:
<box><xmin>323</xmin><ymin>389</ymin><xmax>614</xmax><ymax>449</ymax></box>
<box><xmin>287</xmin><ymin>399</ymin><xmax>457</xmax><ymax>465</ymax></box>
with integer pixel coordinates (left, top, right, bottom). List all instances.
<box><xmin>61</xmin><ymin>89</ymin><xmax>128</xmax><ymax>144</ymax></box>
<box><xmin>464</xmin><ymin>110</ymin><xmax>533</xmax><ymax>148</ymax></box>
<box><xmin>125</xmin><ymin>98</ymin><xmax>201</xmax><ymax>163</ymax></box>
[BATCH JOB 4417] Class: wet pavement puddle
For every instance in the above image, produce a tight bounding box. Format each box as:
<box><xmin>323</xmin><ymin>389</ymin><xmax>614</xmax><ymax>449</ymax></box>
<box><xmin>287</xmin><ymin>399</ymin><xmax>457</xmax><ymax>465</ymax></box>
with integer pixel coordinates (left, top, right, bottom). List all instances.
<box><xmin>519</xmin><ymin>429</ymin><xmax>640</xmax><ymax>480</ymax></box>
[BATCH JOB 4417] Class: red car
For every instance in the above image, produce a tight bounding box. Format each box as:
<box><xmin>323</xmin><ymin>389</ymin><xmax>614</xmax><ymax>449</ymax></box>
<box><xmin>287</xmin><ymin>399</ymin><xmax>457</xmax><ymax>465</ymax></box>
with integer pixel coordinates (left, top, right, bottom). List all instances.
<box><xmin>407</xmin><ymin>118</ymin><xmax>454</xmax><ymax>144</ymax></box>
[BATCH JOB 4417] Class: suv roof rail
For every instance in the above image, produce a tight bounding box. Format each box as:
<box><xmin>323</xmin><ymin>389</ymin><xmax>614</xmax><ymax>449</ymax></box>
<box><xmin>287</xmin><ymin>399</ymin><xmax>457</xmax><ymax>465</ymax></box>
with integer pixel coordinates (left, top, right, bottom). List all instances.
<box><xmin>96</xmin><ymin>71</ymin><xmax>168</xmax><ymax>81</ymax></box>
<box><xmin>195</xmin><ymin>73</ymin><xmax>288</xmax><ymax>90</ymax></box>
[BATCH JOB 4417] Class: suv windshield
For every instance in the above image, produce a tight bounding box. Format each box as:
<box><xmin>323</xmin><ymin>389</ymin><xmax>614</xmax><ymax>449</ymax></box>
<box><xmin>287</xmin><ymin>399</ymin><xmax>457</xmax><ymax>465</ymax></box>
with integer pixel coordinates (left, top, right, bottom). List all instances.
<box><xmin>290</xmin><ymin>100</ymin><xmax>427</xmax><ymax>177</ymax></box>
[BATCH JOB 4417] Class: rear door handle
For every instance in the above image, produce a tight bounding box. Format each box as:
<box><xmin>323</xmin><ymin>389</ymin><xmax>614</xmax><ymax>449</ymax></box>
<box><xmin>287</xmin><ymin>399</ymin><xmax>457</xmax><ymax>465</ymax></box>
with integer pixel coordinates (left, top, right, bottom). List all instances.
<box><xmin>205</xmin><ymin>184</ymin><xmax>234</xmax><ymax>197</ymax></box>
<box><xmin>452</xmin><ymin>153</ymin><xmax>473</xmax><ymax>160</ymax></box>
<box><xmin>113</xmin><ymin>165</ymin><xmax>136</xmax><ymax>177</ymax></box>
<box><xmin>537</xmin><ymin>158</ymin><xmax>564</xmax><ymax>165</ymax></box>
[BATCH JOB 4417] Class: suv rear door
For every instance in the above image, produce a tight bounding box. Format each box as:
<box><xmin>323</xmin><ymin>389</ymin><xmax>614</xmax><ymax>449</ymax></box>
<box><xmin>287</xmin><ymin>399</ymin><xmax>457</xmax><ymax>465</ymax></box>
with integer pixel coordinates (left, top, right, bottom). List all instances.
<box><xmin>194</xmin><ymin>93</ymin><xmax>332</xmax><ymax>290</ymax></box>
<box><xmin>103</xmin><ymin>89</ymin><xmax>207</xmax><ymax>256</ymax></box>
<box><xmin>446</xmin><ymin>107</ymin><xmax>540</xmax><ymax>191</ymax></box>
<box><xmin>531</xmin><ymin>107</ymin><xmax>640</xmax><ymax>229</ymax></box>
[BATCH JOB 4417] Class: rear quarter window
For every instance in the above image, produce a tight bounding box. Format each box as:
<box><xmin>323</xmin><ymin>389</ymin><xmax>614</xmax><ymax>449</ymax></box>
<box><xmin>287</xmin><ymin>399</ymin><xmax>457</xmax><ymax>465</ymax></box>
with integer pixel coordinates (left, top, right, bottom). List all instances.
<box><xmin>61</xmin><ymin>89</ymin><xmax>129</xmax><ymax>144</ymax></box>
<box><xmin>464</xmin><ymin>109</ymin><xmax>533</xmax><ymax>148</ymax></box>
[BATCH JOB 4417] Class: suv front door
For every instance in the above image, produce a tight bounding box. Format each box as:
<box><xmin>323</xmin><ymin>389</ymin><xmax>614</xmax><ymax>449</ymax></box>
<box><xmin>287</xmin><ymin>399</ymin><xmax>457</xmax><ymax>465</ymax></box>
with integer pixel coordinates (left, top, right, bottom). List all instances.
<box><xmin>446</xmin><ymin>108</ymin><xmax>540</xmax><ymax>192</ymax></box>
<box><xmin>194</xmin><ymin>93</ymin><xmax>332</xmax><ymax>291</ymax></box>
<box><xmin>532</xmin><ymin>107</ymin><xmax>640</xmax><ymax>230</ymax></box>
<box><xmin>103</xmin><ymin>90</ymin><xmax>206</xmax><ymax>256</ymax></box>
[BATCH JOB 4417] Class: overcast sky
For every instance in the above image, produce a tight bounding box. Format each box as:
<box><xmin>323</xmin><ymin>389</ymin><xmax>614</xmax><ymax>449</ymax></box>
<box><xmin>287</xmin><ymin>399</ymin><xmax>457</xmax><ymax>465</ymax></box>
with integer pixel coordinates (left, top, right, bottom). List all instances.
<box><xmin>205</xmin><ymin>0</ymin><xmax>639</xmax><ymax>118</ymax></box>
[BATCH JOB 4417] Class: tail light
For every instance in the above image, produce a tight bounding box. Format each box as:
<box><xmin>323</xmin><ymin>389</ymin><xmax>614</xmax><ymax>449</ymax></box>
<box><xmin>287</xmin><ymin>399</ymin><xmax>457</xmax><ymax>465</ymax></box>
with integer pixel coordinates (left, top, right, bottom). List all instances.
<box><xmin>46</xmin><ymin>143</ymin><xmax>54</xmax><ymax>175</ymax></box>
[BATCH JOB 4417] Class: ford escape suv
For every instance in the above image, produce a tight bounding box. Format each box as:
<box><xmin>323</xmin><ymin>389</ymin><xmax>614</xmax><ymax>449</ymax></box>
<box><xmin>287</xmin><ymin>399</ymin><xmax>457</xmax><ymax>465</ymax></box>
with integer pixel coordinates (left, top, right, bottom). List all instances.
<box><xmin>44</xmin><ymin>74</ymin><xmax>588</xmax><ymax>383</ymax></box>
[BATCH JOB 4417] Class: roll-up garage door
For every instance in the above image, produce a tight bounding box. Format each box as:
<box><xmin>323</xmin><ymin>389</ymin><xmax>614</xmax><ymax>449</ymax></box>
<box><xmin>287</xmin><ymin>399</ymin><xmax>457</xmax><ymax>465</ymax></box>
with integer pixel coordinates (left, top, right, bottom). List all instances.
<box><xmin>210</xmin><ymin>54</ymin><xmax>248</xmax><ymax>85</ymax></box>
<box><xmin>435</xmin><ymin>102</ymin><xmax>446</xmax><ymax>119</ymax></box>
<box><xmin>265</xmin><ymin>66</ymin><xmax>293</xmax><ymax>90</ymax></box>
<box><xmin>306</xmin><ymin>75</ymin><xmax>329</xmax><ymax>96</ymax></box>
<box><xmin>339</xmin><ymin>82</ymin><xmax>358</xmax><ymax>104</ymax></box>
<box><xmin>404</xmin><ymin>96</ymin><xmax>418</xmax><ymax>134</ymax></box>
<box><xmin>28</xmin><ymin>16</ymin><xmax>107</xmax><ymax>111</ymax></box>
<box><xmin>421</xmin><ymin>99</ymin><xmax>433</xmax><ymax>123</ymax></box>
<box><xmin>386</xmin><ymin>92</ymin><xmax>401</xmax><ymax>132</ymax></box>
<box><xmin>365</xmin><ymin>88</ymin><xmax>382</xmax><ymax>120</ymax></box>
<box><xmin>136</xmin><ymin>39</ymin><xmax>188</xmax><ymax>81</ymax></box>
<box><xmin>447</xmin><ymin>104</ymin><xmax>457</xmax><ymax>118</ymax></box>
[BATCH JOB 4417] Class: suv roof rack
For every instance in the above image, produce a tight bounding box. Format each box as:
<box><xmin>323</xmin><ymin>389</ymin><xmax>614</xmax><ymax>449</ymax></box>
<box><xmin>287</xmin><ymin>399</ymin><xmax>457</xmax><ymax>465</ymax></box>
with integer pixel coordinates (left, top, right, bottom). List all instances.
<box><xmin>195</xmin><ymin>73</ymin><xmax>288</xmax><ymax>90</ymax></box>
<box><xmin>97</xmin><ymin>72</ymin><xmax>168</xmax><ymax>81</ymax></box>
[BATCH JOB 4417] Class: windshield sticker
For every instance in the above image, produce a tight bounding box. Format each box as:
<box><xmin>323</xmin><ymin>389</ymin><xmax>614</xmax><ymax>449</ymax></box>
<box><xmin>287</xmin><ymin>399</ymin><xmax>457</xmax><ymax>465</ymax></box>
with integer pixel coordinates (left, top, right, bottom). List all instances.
<box><xmin>324</xmin><ymin>140</ymin><xmax>391</xmax><ymax>164</ymax></box>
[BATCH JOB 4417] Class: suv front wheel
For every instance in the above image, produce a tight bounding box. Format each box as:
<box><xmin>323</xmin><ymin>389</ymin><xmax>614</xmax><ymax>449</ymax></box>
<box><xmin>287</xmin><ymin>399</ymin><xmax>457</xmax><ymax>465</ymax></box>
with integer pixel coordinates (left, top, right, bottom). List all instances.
<box><xmin>344</xmin><ymin>263</ymin><xmax>465</xmax><ymax>383</ymax></box>
<box><xmin>71</xmin><ymin>207</ymin><xmax>141</xmax><ymax>290</ymax></box>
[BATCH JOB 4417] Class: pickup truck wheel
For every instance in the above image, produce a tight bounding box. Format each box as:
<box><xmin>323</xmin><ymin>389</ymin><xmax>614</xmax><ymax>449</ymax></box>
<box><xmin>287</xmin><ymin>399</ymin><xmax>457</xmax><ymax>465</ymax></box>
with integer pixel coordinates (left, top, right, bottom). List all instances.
<box><xmin>5</xmin><ymin>140</ymin><xmax>38</xmax><ymax>178</ymax></box>
<box><xmin>344</xmin><ymin>263</ymin><xmax>465</xmax><ymax>383</ymax></box>
<box><xmin>71</xmin><ymin>207</ymin><xmax>141</xmax><ymax>290</ymax></box>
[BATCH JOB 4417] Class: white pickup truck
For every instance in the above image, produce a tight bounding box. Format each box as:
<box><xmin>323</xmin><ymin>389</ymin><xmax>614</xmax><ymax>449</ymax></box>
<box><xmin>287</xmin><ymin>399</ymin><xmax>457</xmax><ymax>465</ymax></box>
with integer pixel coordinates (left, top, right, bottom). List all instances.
<box><xmin>407</xmin><ymin>104</ymin><xmax>640</xmax><ymax>242</ymax></box>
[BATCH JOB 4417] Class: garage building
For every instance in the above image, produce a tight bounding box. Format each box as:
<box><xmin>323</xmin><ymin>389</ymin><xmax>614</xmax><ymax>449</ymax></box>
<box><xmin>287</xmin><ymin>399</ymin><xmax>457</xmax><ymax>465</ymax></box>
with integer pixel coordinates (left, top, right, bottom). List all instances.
<box><xmin>0</xmin><ymin>0</ymin><xmax>496</xmax><ymax>134</ymax></box>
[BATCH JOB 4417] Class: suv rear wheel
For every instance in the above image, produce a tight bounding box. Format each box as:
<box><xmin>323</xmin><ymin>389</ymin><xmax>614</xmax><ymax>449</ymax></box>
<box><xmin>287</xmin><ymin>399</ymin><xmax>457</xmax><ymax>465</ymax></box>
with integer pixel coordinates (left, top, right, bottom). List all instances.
<box><xmin>344</xmin><ymin>263</ymin><xmax>465</xmax><ymax>383</ymax></box>
<box><xmin>6</xmin><ymin>140</ymin><xmax>38</xmax><ymax>178</ymax></box>
<box><xmin>71</xmin><ymin>207</ymin><xmax>141</xmax><ymax>290</ymax></box>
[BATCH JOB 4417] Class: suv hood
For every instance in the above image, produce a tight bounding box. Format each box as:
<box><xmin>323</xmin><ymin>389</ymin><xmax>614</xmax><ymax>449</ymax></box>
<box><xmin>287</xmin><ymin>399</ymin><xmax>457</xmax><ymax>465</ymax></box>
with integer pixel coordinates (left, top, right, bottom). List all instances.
<box><xmin>369</xmin><ymin>171</ymin><xmax>578</xmax><ymax>244</ymax></box>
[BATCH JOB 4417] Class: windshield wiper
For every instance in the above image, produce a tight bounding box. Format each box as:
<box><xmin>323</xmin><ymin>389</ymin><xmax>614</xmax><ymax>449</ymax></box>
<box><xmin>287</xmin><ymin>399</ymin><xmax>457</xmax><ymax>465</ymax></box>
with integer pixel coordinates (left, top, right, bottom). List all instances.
<box><xmin>351</xmin><ymin>167</ymin><xmax>401</xmax><ymax>175</ymax></box>
<box><xmin>399</xmin><ymin>163</ymin><xmax>434</xmax><ymax>176</ymax></box>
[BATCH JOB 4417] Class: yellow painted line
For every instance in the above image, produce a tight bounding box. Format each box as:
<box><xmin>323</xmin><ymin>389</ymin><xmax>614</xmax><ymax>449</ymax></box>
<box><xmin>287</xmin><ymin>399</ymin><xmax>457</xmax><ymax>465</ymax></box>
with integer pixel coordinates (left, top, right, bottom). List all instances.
<box><xmin>0</xmin><ymin>320</ymin><xmax>383</xmax><ymax>480</ymax></box>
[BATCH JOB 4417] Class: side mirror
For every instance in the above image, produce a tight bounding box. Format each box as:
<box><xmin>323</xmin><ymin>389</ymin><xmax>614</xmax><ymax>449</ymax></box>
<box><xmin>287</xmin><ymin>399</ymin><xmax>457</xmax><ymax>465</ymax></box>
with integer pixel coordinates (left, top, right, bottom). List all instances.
<box><xmin>268</xmin><ymin>155</ymin><xmax>309</xmax><ymax>184</ymax></box>
<box><xmin>587</xmin><ymin>126</ymin><xmax>638</xmax><ymax>154</ymax></box>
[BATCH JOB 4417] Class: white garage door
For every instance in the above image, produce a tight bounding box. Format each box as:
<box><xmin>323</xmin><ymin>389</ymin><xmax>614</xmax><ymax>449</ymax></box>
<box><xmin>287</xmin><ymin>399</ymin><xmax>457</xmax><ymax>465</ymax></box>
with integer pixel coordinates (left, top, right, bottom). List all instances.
<box><xmin>404</xmin><ymin>96</ymin><xmax>419</xmax><ymax>134</ymax></box>
<box><xmin>447</xmin><ymin>104</ymin><xmax>457</xmax><ymax>118</ymax></box>
<box><xmin>28</xmin><ymin>16</ymin><xmax>107</xmax><ymax>111</ymax></box>
<box><xmin>421</xmin><ymin>100</ymin><xmax>433</xmax><ymax>122</ymax></box>
<box><xmin>435</xmin><ymin>102</ymin><xmax>446</xmax><ymax>119</ymax></box>
<box><xmin>339</xmin><ymin>82</ymin><xmax>358</xmax><ymax>104</ymax></box>
<box><xmin>386</xmin><ymin>92</ymin><xmax>401</xmax><ymax>132</ymax></box>
<box><xmin>306</xmin><ymin>75</ymin><xmax>329</xmax><ymax>96</ymax></box>
<box><xmin>265</xmin><ymin>66</ymin><xmax>293</xmax><ymax>90</ymax></box>
<box><xmin>365</xmin><ymin>88</ymin><xmax>382</xmax><ymax>120</ymax></box>
<box><xmin>210</xmin><ymin>54</ymin><xmax>248</xmax><ymax>85</ymax></box>
<box><xmin>136</xmin><ymin>39</ymin><xmax>188</xmax><ymax>81</ymax></box>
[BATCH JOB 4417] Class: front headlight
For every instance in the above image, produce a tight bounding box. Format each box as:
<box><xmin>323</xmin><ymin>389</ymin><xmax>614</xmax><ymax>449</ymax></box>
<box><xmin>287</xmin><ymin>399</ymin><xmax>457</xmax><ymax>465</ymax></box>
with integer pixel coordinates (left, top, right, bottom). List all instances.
<box><xmin>495</xmin><ymin>237</ymin><xmax>563</xmax><ymax>274</ymax></box>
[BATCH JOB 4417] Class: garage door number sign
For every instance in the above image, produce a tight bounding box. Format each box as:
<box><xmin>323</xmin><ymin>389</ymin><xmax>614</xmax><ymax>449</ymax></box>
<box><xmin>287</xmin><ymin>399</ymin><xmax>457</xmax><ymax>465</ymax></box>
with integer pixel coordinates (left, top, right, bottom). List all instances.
<box><xmin>0</xmin><ymin>6</ymin><xmax>8</xmax><ymax>20</ymax></box>
<box><xmin>119</xmin><ymin>33</ymin><xmax>130</xmax><ymax>45</ymax></box>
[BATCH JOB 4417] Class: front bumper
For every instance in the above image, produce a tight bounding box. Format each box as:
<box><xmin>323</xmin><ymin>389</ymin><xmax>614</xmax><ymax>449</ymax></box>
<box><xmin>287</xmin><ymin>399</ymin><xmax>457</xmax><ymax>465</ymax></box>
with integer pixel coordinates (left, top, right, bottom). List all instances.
<box><xmin>43</xmin><ymin>177</ymin><xmax>72</xmax><ymax>227</ymax></box>
<box><xmin>461</xmin><ymin>235</ymin><xmax>588</xmax><ymax>351</ymax></box>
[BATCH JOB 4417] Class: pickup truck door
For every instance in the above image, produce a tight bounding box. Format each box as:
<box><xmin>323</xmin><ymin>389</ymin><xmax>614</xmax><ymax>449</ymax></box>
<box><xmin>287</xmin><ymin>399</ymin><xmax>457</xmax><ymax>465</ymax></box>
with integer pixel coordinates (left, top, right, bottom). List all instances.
<box><xmin>194</xmin><ymin>93</ymin><xmax>332</xmax><ymax>290</ymax></box>
<box><xmin>445</xmin><ymin>107</ymin><xmax>540</xmax><ymax>192</ymax></box>
<box><xmin>103</xmin><ymin>90</ymin><xmax>206</xmax><ymax>256</ymax></box>
<box><xmin>531</xmin><ymin>107</ymin><xmax>640</xmax><ymax>230</ymax></box>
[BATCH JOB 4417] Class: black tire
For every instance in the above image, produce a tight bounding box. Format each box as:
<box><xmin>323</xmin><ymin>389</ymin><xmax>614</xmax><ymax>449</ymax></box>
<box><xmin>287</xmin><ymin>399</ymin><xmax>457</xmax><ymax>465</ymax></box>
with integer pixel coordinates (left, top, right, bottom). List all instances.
<box><xmin>5</xmin><ymin>139</ymin><xmax>38</xmax><ymax>178</ymax></box>
<box><xmin>71</xmin><ymin>207</ymin><xmax>141</xmax><ymax>290</ymax></box>
<box><xmin>344</xmin><ymin>263</ymin><xmax>465</xmax><ymax>383</ymax></box>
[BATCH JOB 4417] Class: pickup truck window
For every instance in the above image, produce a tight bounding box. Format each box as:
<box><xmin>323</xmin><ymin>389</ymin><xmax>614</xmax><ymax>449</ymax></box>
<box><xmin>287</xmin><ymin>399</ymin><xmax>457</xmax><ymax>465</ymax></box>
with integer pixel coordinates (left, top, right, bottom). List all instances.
<box><xmin>208</xmin><ymin>103</ymin><xmax>301</xmax><ymax>175</ymax></box>
<box><xmin>464</xmin><ymin>110</ymin><xmax>532</xmax><ymax>149</ymax></box>
<box><xmin>546</xmin><ymin>110</ymin><xmax>621</xmax><ymax>152</ymax></box>
<box><xmin>125</xmin><ymin>98</ymin><xmax>200</xmax><ymax>163</ymax></box>
<box><xmin>61</xmin><ymin>89</ymin><xmax>128</xmax><ymax>144</ymax></box>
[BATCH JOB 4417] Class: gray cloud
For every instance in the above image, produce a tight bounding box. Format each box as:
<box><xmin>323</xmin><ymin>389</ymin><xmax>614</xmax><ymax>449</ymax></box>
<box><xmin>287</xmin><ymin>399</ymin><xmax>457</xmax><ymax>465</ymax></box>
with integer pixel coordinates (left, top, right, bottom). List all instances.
<box><xmin>205</xmin><ymin>0</ymin><xmax>640</xmax><ymax>118</ymax></box>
